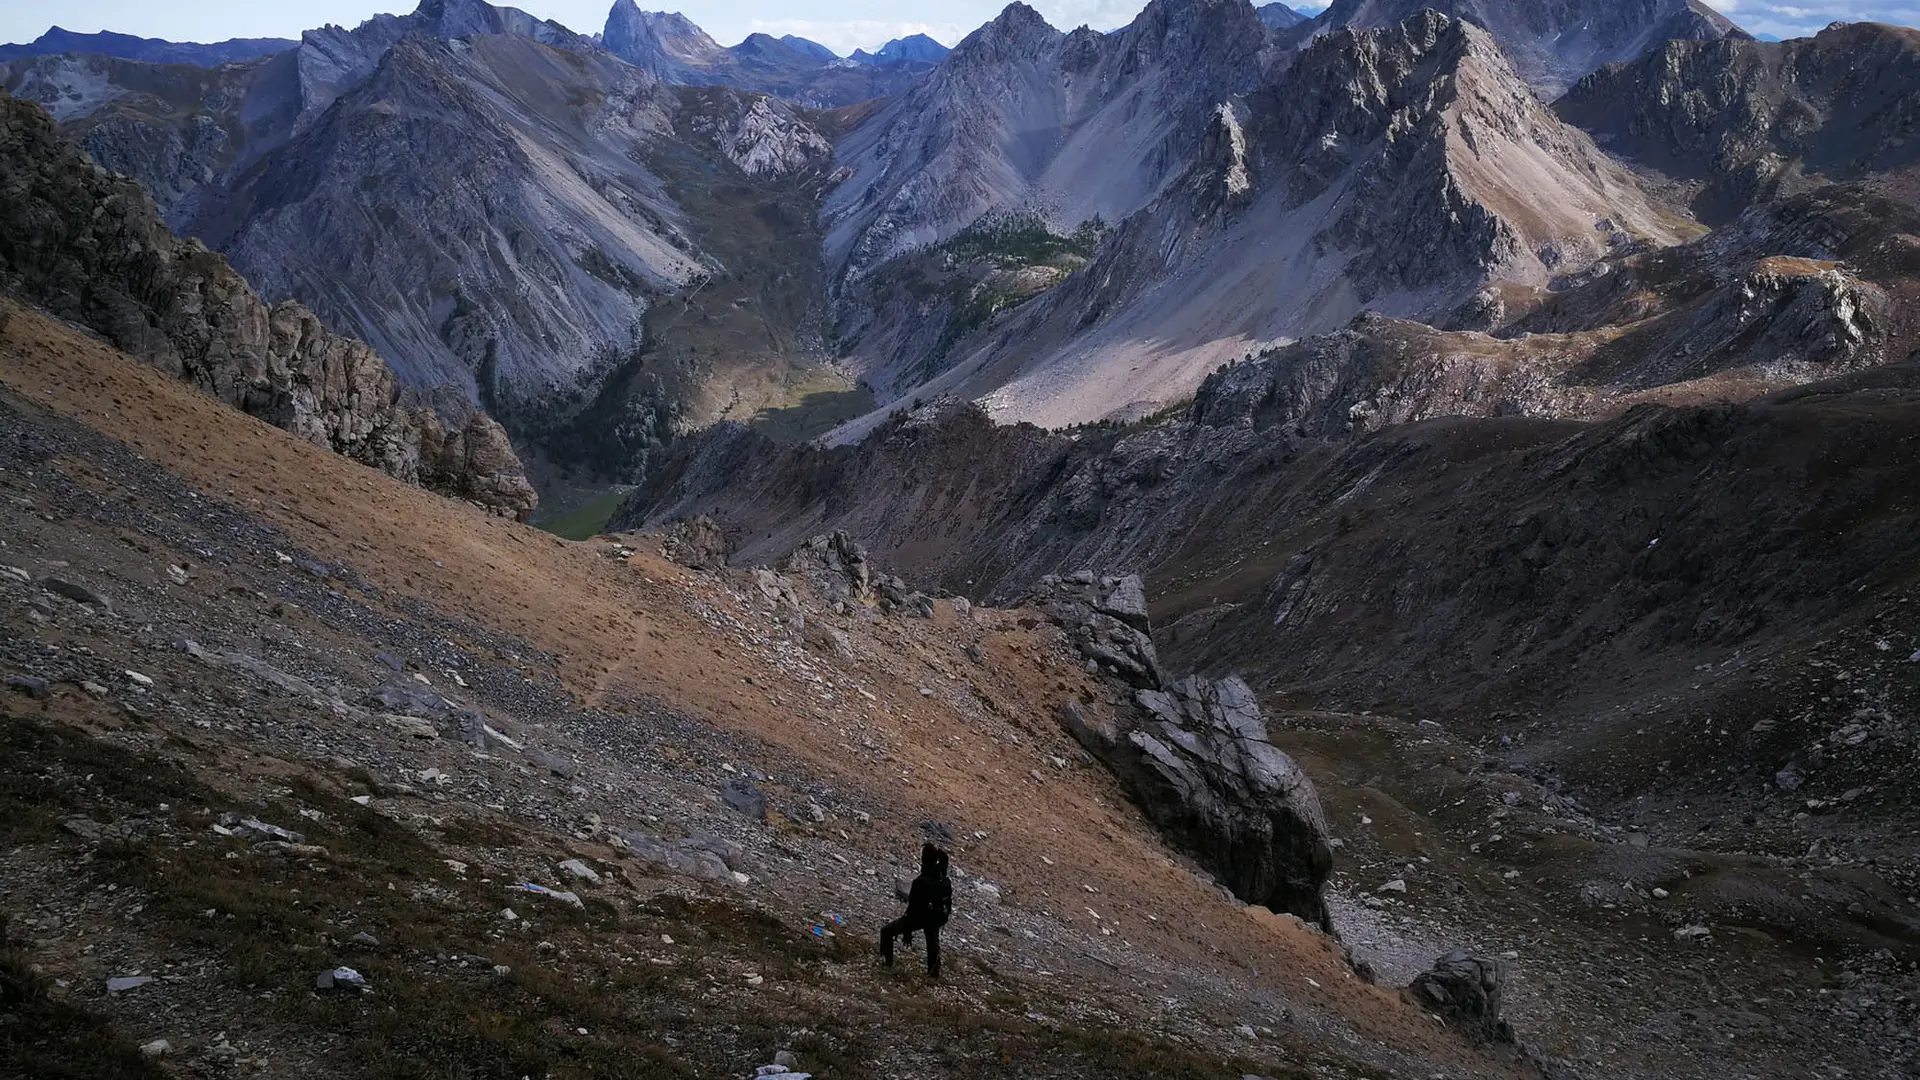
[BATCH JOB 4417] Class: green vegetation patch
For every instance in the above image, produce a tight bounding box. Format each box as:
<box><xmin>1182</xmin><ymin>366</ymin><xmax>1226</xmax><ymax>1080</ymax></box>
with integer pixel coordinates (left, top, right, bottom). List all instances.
<box><xmin>535</xmin><ymin>487</ymin><xmax>632</xmax><ymax>541</ymax></box>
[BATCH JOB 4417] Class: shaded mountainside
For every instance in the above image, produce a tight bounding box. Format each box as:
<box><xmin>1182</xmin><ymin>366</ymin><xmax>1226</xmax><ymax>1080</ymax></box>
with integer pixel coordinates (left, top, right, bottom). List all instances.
<box><xmin>613</xmin><ymin>359</ymin><xmax>1920</xmax><ymax>848</ymax></box>
<box><xmin>0</xmin><ymin>89</ymin><xmax>536</xmax><ymax>518</ymax></box>
<box><xmin>0</xmin><ymin>52</ymin><xmax>276</xmax><ymax>213</ymax></box>
<box><xmin>839</xmin><ymin>11</ymin><xmax>1698</xmax><ymax>432</ymax></box>
<box><xmin>0</xmin><ymin>26</ymin><xmax>295</xmax><ymax>66</ymax></box>
<box><xmin>1293</xmin><ymin>0</ymin><xmax>1745</xmax><ymax>98</ymax></box>
<box><xmin>1558</xmin><ymin>21</ymin><xmax>1920</xmax><ymax>222</ymax></box>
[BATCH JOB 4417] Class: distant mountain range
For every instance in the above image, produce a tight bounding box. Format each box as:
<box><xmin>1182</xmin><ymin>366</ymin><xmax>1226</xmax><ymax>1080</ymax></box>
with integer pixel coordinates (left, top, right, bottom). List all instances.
<box><xmin>15</xmin><ymin>0</ymin><xmax>1920</xmax><ymax>495</ymax></box>
<box><xmin>0</xmin><ymin>26</ymin><xmax>295</xmax><ymax>66</ymax></box>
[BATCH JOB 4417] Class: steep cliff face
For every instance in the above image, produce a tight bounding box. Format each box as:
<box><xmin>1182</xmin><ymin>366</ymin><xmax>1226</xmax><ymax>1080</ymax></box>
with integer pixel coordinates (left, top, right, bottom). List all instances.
<box><xmin>0</xmin><ymin>90</ymin><xmax>536</xmax><ymax>518</ymax></box>
<box><xmin>1295</xmin><ymin>0</ymin><xmax>1745</xmax><ymax>98</ymax></box>
<box><xmin>837</xmin><ymin>12</ymin><xmax>1695</xmax><ymax>433</ymax></box>
<box><xmin>1557</xmin><ymin>21</ymin><xmax>1920</xmax><ymax>222</ymax></box>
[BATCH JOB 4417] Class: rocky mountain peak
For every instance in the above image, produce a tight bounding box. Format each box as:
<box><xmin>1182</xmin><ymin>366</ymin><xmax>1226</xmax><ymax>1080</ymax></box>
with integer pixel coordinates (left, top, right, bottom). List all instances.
<box><xmin>1301</xmin><ymin>0</ymin><xmax>1747</xmax><ymax>97</ymax></box>
<box><xmin>1257</xmin><ymin>3</ymin><xmax>1307</xmax><ymax>31</ymax></box>
<box><xmin>954</xmin><ymin>2</ymin><xmax>1064</xmax><ymax>62</ymax></box>
<box><xmin>604</xmin><ymin>1</ymin><xmax>726</xmax><ymax>75</ymax></box>
<box><xmin>1119</xmin><ymin>0</ymin><xmax>1269</xmax><ymax>67</ymax></box>
<box><xmin>874</xmin><ymin>34</ymin><xmax>951</xmax><ymax>65</ymax></box>
<box><xmin>0</xmin><ymin>26</ymin><xmax>296</xmax><ymax>66</ymax></box>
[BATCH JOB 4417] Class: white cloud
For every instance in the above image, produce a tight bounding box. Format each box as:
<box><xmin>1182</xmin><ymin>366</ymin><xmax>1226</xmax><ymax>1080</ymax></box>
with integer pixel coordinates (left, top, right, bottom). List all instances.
<box><xmin>1714</xmin><ymin>1</ymin><xmax>1920</xmax><ymax>38</ymax></box>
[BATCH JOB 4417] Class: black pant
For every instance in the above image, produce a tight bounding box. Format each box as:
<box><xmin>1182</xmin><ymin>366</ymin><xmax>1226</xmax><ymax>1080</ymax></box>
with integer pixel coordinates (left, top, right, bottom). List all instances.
<box><xmin>880</xmin><ymin>917</ymin><xmax>942</xmax><ymax>977</ymax></box>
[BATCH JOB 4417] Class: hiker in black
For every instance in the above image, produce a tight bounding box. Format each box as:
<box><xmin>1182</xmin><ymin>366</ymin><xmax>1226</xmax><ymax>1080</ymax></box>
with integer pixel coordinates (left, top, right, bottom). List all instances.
<box><xmin>880</xmin><ymin>843</ymin><xmax>953</xmax><ymax>977</ymax></box>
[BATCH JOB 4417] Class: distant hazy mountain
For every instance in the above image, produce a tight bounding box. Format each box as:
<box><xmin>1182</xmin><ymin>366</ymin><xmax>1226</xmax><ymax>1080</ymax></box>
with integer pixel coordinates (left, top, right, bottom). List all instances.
<box><xmin>602</xmin><ymin>2</ymin><xmax>930</xmax><ymax>105</ymax></box>
<box><xmin>0</xmin><ymin>26</ymin><xmax>295</xmax><ymax>66</ymax></box>
<box><xmin>779</xmin><ymin>34</ymin><xmax>839</xmax><ymax>61</ymax></box>
<box><xmin>1255</xmin><ymin>3</ymin><xmax>1307</xmax><ymax>30</ymax></box>
<box><xmin>864</xmin><ymin>34</ymin><xmax>952</xmax><ymax>66</ymax></box>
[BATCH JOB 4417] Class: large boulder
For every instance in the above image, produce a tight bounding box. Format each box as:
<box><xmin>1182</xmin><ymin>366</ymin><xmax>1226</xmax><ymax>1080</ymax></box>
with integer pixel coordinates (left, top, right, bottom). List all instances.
<box><xmin>662</xmin><ymin>516</ymin><xmax>729</xmax><ymax>571</ymax></box>
<box><xmin>781</xmin><ymin>532</ymin><xmax>874</xmax><ymax>605</ymax></box>
<box><xmin>1035</xmin><ymin>571</ymin><xmax>1162</xmax><ymax>688</ymax></box>
<box><xmin>1062</xmin><ymin>675</ymin><xmax>1334</xmax><ymax>930</ymax></box>
<box><xmin>1408</xmin><ymin>950</ymin><xmax>1513</xmax><ymax>1043</ymax></box>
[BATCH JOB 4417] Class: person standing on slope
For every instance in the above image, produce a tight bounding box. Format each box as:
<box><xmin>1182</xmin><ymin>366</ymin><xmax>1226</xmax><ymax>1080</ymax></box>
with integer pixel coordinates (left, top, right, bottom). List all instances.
<box><xmin>880</xmin><ymin>842</ymin><xmax>953</xmax><ymax>977</ymax></box>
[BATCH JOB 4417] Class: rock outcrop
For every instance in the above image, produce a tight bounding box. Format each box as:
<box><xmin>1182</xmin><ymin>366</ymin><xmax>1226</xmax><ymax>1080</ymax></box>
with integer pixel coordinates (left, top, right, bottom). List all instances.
<box><xmin>662</xmin><ymin>516</ymin><xmax>729</xmax><ymax>571</ymax></box>
<box><xmin>0</xmin><ymin>89</ymin><xmax>536</xmax><ymax>518</ymax></box>
<box><xmin>1062</xmin><ymin>676</ymin><xmax>1335</xmax><ymax>930</ymax></box>
<box><xmin>780</xmin><ymin>532</ymin><xmax>934</xmax><ymax>616</ymax></box>
<box><xmin>1408</xmin><ymin>951</ymin><xmax>1512</xmax><ymax>1042</ymax></box>
<box><xmin>1034</xmin><ymin>572</ymin><xmax>1162</xmax><ymax>689</ymax></box>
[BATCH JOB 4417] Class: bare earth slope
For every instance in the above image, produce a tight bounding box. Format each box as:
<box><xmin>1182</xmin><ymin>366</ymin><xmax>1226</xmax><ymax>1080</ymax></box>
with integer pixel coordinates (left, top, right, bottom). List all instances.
<box><xmin>0</xmin><ymin>303</ymin><xmax>1525</xmax><ymax>1079</ymax></box>
<box><xmin>617</xmin><ymin>380</ymin><xmax>1920</xmax><ymax>1078</ymax></box>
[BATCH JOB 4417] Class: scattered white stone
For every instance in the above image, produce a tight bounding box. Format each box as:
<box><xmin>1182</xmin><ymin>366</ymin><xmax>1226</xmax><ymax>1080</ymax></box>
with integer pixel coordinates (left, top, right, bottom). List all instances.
<box><xmin>80</xmin><ymin>681</ymin><xmax>108</xmax><ymax>697</ymax></box>
<box><xmin>125</xmin><ymin>670</ymin><xmax>153</xmax><ymax>688</ymax></box>
<box><xmin>1674</xmin><ymin>924</ymin><xmax>1712</xmax><ymax>942</ymax></box>
<box><xmin>558</xmin><ymin>859</ymin><xmax>602</xmax><ymax>886</ymax></box>
<box><xmin>1379</xmin><ymin>879</ymin><xmax>1408</xmax><ymax>894</ymax></box>
<box><xmin>1652</xmin><ymin>887</ymin><xmax>1670</xmax><ymax>899</ymax></box>
<box><xmin>140</xmin><ymin>1039</ymin><xmax>172</xmax><ymax>1058</ymax></box>
<box><xmin>166</xmin><ymin>565</ymin><xmax>189</xmax><ymax>586</ymax></box>
<box><xmin>501</xmin><ymin>908</ymin><xmax>520</xmax><ymax>922</ymax></box>
<box><xmin>350</xmin><ymin>795</ymin><xmax>373</xmax><ymax>806</ymax></box>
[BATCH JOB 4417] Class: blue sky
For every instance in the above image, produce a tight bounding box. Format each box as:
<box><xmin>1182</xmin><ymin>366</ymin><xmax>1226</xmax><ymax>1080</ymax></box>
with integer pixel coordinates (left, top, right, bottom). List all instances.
<box><xmin>1</xmin><ymin>0</ymin><xmax>1914</xmax><ymax>56</ymax></box>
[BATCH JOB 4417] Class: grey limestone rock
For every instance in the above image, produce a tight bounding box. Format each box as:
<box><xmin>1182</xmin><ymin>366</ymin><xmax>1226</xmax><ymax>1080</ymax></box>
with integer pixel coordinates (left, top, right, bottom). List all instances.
<box><xmin>1062</xmin><ymin>675</ymin><xmax>1335</xmax><ymax>930</ymax></box>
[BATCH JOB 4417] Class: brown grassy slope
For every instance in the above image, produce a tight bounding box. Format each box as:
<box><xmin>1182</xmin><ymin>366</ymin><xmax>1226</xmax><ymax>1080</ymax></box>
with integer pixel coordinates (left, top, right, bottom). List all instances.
<box><xmin>0</xmin><ymin>302</ymin><xmax>1512</xmax><ymax>1072</ymax></box>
